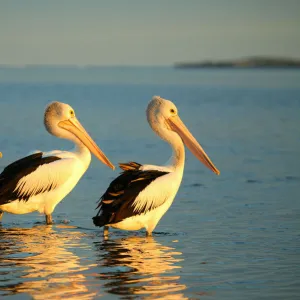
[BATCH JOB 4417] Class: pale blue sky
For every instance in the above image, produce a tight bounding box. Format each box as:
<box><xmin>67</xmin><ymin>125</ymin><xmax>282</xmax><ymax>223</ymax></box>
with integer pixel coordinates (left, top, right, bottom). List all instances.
<box><xmin>0</xmin><ymin>0</ymin><xmax>299</xmax><ymax>65</ymax></box>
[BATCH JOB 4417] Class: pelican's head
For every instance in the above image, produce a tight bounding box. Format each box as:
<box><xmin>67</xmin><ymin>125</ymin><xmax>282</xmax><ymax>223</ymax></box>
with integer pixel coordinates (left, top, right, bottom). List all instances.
<box><xmin>44</xmin><ymin>101</ymin><xmax>115</xmax><ymax>170</ymax></box>
<box><xmin>147</xmin><ymin>96</ymin><xmax>220</xmax><ymax>175</ymax></box>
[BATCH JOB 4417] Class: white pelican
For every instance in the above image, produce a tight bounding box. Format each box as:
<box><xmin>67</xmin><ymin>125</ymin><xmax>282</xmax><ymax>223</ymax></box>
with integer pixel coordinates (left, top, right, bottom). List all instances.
<box><xmin>0</xmin><ymin>101</ymin><xmax>114</xmax><ymax>224</ymax></box>
<box><xmin>93</xmin><ymin>96</ymin><xmax>220</xmax><ymax>236</ymax></box>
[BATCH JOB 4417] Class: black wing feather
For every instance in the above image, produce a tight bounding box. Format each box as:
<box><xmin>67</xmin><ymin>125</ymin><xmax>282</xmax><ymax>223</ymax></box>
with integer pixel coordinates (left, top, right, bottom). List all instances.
<box><xmin>0</xmin><ymin>152</ymin><xmax>61</xmax><ymax>204</ymax></box>
<box><xmin>93</xmin><ymin>163</ymin><xmax>169</xmax><ymax>227</ymax></box>
<box><xmin>118</xmin><ymin>161</ymin><xmax>142</xmax><ymax>171</ymax></box>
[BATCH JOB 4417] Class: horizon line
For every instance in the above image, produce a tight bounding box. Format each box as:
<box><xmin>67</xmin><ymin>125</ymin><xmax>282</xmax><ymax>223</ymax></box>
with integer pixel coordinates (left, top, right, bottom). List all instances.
<box><xmin>0</xmin><ymin>64</ymin><xmax>172</xmax><ymax>68</ymax></box>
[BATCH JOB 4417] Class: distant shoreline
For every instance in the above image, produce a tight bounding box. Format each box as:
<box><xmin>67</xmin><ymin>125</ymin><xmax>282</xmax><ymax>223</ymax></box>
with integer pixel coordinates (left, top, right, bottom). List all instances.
<box><xmin>174</xmin><ymin>56</ymin><xmax>300</xmax><ymax>69</ymax></box>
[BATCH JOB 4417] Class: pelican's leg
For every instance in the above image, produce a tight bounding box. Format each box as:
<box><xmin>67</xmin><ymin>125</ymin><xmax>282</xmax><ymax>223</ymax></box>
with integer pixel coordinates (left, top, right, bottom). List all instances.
<box><xmin>0</xmin><ymin>210</ymin><xmax>3</xmax><ymax>221</ymax></box>
<box><xmin>146</xmin><ymin>223</ymin><xmax>156</xmax><ymax>237</ymax></box>
<box><xmin>103</xmin><ymin>226</ymin><xmax>109</xmax><ymax>237</ymax></box>
<box><xmin>146</xmin><ymin>226</ymin><xmax>153</xmax><ymax>237</ymax></box>
<box><xmin>45</xmin><ymin>214</ymin><xmax>53</xmax><ymax>225</ymax></box>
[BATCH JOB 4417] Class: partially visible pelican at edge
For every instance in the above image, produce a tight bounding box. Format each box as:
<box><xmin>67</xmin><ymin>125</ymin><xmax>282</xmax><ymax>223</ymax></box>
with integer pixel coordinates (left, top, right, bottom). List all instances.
<box><xmin>0</xmin><ymin>101</ymin><xmax>114</xmax><ymax>224</ymax></box>
<box><xmin>93</xmin><ymin>96</ymin><xmax>219</xmax><ymax>236</ymax></box>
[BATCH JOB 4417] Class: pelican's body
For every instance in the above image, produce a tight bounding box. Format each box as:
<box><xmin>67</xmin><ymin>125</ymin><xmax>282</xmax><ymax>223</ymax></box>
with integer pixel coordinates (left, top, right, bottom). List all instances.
<box><xmin>93</xmin><ymin>96</ymin><xmax>219</xmax><ymax>236</ymax></box>
<box><xmin>0</xmin><ymin>102</ymin><xmax>114</xmax><ymax>224</ymax></box>
<box><xmin>102</xmin><ymin>162</ymin><xmax>183</xmax><ymax>234</ymax></box>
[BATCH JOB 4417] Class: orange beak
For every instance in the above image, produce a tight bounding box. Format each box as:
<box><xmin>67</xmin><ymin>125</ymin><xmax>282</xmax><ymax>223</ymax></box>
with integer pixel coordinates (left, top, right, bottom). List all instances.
<box><xmin>59</xmin><ymin>118</ymin><xmax>115</xmax><ymax>170</ymax></box>
<box><xmin>167</xmin><ymin>115</ymin><xmax>220</xmax><ymax>175</ymax></box>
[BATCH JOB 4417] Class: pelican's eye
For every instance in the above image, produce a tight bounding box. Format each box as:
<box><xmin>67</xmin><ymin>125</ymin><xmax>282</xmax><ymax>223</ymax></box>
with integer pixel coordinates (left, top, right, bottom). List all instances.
<box><xmin>70</xmin><ymin>110</ymin><xmax>75</xmax><ymax>117</ymax></box>
<box><xmin>170</xmin><ymin>108</ymin><xmax>175</xmax><ymax>114</ymax></box>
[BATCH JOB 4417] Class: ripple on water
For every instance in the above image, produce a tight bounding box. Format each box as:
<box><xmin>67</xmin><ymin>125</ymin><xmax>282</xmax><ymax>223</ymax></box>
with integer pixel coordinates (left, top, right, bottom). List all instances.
<box><xmin>0</xmin><ymin>225</ymin><xmax>97</xmax><ymax>299</ymax></box>
<box><xmin>93</xmin><ymin>236</ymin><xmax>187</xmax><ymax>299</ymax></box>
<box><xmin>274</xmin><ymin>175</ymin><xmax>300</xmax><ymax>182</ymax></box>
<box><xmin>189</xmin><ymin>183</ymin><xmax>206</xmax><ymax>187</ymax></box>
<box><xmin>246</xmin><ymin>179</ymin><xmax>262</xmax><ymax>184</ymax></box>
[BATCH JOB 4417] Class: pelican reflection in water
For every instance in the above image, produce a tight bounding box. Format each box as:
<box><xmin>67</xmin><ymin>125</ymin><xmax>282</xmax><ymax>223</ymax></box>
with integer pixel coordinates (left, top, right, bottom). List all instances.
<box><xmin>0</xmin><ymin>225</ymin><xmax>97</xmax><ymax>299</ymax></box>
<box><xmin>94</xmin><ymin>236</ymin><xmax>187</xmax><ymax>299</ymax></box>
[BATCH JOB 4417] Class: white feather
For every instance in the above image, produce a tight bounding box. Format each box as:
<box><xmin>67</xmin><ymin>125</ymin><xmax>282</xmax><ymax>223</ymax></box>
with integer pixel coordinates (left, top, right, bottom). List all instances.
<box><xmin>110</xmin><ymin>170</ymin><xmax>183</xmax><ymax>232</ymax></box>
<box><xmin>140</xmin><ymin>164</ymin><xmax>174</xmax><ymax>172</ymax></box>
<box><xmin>132</xmin><ymin>172</ymin><xmax>179</xmax><ymax>213</ymax></box>
<box><xmin>0</xmin><ymin>150</ymin><xmax>90</xmax><ymax>215</ymax></box>
<box><xmin>14</xmin><ymin>158</ymin><xmax>74</xmax><ymax>198</ymax></box>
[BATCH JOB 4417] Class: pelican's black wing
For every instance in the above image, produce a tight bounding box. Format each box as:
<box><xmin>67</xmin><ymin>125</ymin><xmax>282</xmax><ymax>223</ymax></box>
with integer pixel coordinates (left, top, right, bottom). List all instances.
<box><xmin>118</xmin><ymin>161</ymin><xmax>142</xmax><ymax>171</ymax></box>
<box><xmin>0</xmin><ymin>153</ymin><xmax>61</xmax><ymax>204</ymax></box>
<box><xmin>93</xmin><ymin>162</ymin><xmax>169</xmax><ymax>227</ymax></box>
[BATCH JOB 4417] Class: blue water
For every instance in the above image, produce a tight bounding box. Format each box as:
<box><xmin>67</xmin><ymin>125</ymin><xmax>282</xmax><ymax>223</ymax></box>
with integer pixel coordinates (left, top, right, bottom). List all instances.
<box><xmin>0</xmin><ymin>67</ymin><xmax>299</xmax><ymax>299</ymax></box>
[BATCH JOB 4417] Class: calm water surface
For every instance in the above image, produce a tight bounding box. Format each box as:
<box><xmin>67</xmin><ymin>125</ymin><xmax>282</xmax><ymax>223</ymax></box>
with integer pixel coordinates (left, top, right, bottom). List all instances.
<box><xmin>0</xmin><ymin>67</ymin><xmax>299</xmax><ymax>299</ymax></box>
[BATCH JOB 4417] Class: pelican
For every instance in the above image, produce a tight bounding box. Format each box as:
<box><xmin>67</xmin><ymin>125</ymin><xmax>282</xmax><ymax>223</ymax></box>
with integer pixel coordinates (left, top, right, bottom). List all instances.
<box><xmin>0</xmin><ymin>152</ymin><xmax>2</xmax><ymax>158</ymax></box>
<box><xmin>93</xmin><ymin>96</ymin><xmax>220</xmax><ymax>236</ymax></box>
<box><xmin>0</xmin><ymin>101</ymin><xmax>114</xmax><ymax>224</ymax></box>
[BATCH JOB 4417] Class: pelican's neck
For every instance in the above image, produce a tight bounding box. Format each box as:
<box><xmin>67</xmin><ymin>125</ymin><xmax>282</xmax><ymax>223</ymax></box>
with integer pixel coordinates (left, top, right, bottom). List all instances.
<box><xmin>71</xmin><ymin>137</ymin><xmax>92</xmax><ymax>169</ymax></box>
<box><xmin>155</xmin><ymin>126</ymin><xmax>185</xmax><ymax>172</ymax></box>
<box><xmin>169</xmin><ymin>138</ymin><xmax>185</xmax><ymax>170</ymax></box>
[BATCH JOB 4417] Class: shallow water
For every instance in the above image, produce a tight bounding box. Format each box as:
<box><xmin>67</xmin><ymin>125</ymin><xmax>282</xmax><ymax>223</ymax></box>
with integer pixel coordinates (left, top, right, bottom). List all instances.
<box><xmin>0</xmin><ymin>67</ymin><xmax>299</xmax><ymax>299</ymax></box>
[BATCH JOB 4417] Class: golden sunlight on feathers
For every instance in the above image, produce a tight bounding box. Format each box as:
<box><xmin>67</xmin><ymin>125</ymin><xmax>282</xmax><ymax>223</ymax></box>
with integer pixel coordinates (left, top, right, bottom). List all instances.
<box><xmin>93</xmin><ymin>96</ymin><xmax>219</xmax><ymax>236</ymax></box>
<box><xmin>0</xmin><ymin>101</ymin><xmax>114</xmax><ymax>224</ymax></box>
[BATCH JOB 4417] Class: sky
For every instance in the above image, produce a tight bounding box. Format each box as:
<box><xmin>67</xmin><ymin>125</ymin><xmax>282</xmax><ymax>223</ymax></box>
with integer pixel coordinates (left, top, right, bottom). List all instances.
<box><xmin>0</xmin><ymin>0</ymin><xmax>299</xmax><ymax>66</ymax></box>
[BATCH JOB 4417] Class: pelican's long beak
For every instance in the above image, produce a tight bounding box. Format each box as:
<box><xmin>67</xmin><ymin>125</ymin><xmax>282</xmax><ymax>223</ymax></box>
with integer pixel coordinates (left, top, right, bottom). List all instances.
<box><xmin>167</xmin><ymin>115</ymin><xmax>220</xmax><ymax>175</ymax></box>
<box><xmin>59</xmin><ymin>118</ymin><xmax>115</xmax><ymax>170</ymax></box>
<box><xmin>0</xmin><ymin>152</ymin><xmax>2</xmax><ymax>158</ymax></box>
